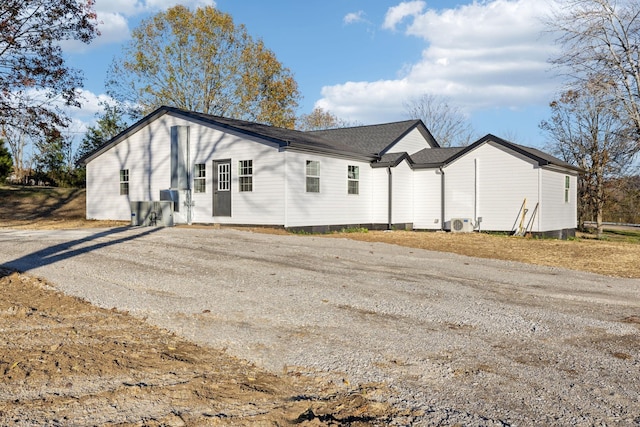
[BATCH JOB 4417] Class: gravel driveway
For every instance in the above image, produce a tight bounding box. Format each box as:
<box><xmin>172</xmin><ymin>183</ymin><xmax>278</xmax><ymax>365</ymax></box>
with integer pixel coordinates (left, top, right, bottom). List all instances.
<box><xmin>1</xmin><ymin>226</ymin><xmax>639</xmax><ymax>426</ymax></box>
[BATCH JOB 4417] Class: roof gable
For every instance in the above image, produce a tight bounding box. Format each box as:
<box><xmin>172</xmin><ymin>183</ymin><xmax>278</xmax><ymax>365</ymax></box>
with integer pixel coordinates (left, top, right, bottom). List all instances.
<box><xmin>441</xmin><ymin>134</ymin><xmax>583</xmax><ymax>172</ymax></box>
<box><xmin>80</xmin><ymin>106</ymin><xmax>376</xmax><ymax>164</ymax></box>
<box><xmin>308</xmin><ymin>120</ymin><xmax>440</xmax><ymax>156</ymax></box>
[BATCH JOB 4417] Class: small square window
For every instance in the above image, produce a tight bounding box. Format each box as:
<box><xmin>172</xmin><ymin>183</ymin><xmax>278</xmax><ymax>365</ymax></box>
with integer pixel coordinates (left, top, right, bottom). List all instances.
<box><xmin>306</xmin><ymin>160</ymin><xmax>320</xmax><ymax>193</ymax></box>
<box><xmin>194</xmin><ymin>163</ymin><xmax>206</xmax><ymax>193</ymax></box>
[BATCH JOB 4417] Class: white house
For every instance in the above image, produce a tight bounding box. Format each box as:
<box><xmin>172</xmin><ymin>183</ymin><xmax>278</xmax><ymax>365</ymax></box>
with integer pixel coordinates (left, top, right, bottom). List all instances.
<box><xmin>82</xmin><ymin>106</ymin><xmax>581</xmax><ymax>238</ymax></box>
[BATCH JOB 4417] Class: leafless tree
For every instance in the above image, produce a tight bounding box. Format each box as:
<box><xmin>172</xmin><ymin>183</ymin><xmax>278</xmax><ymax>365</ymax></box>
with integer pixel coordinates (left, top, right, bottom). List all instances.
<box><xmin>403</xmin><ymin>94</ymin><xmax>475</xmax><ymax>147</ymax></box>
<box><xmin>548</xmin><ymin>0</ymin><xmax>640</xmax><ymax>146</ymax></box>
<box><xmin>540</xmin><ymin>77</ymin><xmax>637</xmax><ymax>237</ymax></box>
<box><xmin>1</xmin><ymin>121</ymin><xmax>32</xmax><ymax>183</ymax></box>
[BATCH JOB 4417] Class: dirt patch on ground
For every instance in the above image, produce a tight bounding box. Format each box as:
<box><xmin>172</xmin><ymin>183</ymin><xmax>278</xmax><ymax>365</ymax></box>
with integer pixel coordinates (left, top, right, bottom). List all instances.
<box><xmin>0</xmin><ymin>268</ymin><xmax>396</xmax><ymax>425</ymax></box>
<box><xmin>0</xmin><ymin>185</ymin><xmax>127</xmax><ymax>230</ymax></box>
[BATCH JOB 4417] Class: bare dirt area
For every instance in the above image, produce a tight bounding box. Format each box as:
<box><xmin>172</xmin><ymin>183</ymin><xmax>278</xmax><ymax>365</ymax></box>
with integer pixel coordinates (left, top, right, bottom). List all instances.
<box><xmin>0</xmin><ymin>185</ymin><xmax>126</xmax><ymax>230</ymax></box>
<box><xmin>0</xmin><ymin>267</ymin><xmax>395</xmax><ymax>425</ymax></box>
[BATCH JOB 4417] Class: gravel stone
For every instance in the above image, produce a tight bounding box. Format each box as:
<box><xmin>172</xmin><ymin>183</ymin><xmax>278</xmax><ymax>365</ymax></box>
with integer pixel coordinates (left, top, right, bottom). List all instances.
<box><xmin>1</xmin><ymin>226</ymin><xmax>639</xmax><ymax>426</ymax></box>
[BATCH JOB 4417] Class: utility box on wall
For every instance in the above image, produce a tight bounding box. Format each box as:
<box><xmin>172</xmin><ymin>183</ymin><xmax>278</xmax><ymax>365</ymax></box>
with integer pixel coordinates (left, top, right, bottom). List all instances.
<box><xmin>130</xmin><ymin>201</ymin><xmax>174</xmax><ymax>227</ymax></box>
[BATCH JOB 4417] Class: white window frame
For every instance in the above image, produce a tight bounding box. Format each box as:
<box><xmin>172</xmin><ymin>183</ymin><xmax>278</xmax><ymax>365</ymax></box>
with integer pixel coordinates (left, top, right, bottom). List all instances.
<box><xmin>194</xmin><ymin>163</ymin><xmax>206</xmax><ymax>193</ymax></box>
<box><xmin>238</xmin><ymin>160</ymin><xmax>253</xmax><ymax>192</ymax></box>
<box><xmin>217</xmin><ymin>163</ymin><xmax>230</xmax><ymax>191</ymax></box>
<box><xmin>347</xmin><ymin>165</ymin><xmax>359</xmax><ymax>195</ymax></box>
<box><xmin>306</xmin><ymin>160</ymin><xmax>320</xmax><ymax>193</ymax></box>
<box><xmin>564</xmin><ymin>175</ymin><xmax>570</xmax><ymax>203</ymax></box>
<box><xmin>119</xmin><ymin>169</ymin><xmax>129</xmax><ymax>195</ymax></box>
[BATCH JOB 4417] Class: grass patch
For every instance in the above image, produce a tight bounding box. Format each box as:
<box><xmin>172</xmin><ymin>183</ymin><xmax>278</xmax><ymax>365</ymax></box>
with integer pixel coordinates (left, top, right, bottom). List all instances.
<box><xmin>580</xmin><ymin>226</ymin><xmax>640</xmax><ymax>243</ymax></box>
<box><xmin>602</xmin><ymin>228</ymin><xmax>640</xmax><ymax>243</ymax></box>
<box><xmin>338</xmin><ymin>227</ymin><xmax>369</xmax><ymax>234</ymax></box>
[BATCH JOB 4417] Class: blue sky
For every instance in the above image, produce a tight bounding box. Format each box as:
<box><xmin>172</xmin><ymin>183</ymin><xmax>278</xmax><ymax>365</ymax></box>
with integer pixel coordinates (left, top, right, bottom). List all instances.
<box><xmin>62</xmin><ymin>0</ymin><xmax>561</xmax><ymax>148</ymax></box>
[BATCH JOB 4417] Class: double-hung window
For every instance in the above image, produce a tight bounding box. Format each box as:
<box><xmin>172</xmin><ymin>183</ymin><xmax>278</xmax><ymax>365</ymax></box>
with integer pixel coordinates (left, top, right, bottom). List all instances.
<box><xmin>306</xmin><ymin>160</ymin><xmax>320</xmax><ymax>193</ymax></box>
<box><xmin>194</xmin><ymin>164</ymin><xmax>206</xmax><ymax>193</ymax></box>
<box><xmin>119</xmin><ymin>169</ymin><xmax>129</xmax><ymax>195</ymax></box>
<box><xmin>238</xmin><ymin>160</ymin><xmax>253</xmax><ymax>192</ymax></box>
<box><xmin>564</xmin><ymin>176</ymin><xmax>570</xmax><ymax>203</ymax></box>
<box><xmin>347</xmin><ymin>165</ymin><xmax>359</xmax><ymax>195</ymax></box>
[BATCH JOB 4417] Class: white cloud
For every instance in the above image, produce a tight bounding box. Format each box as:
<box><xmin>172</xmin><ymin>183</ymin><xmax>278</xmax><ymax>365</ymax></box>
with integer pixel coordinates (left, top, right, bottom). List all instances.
<box><xmin>96</xmin><ymin>0</ymin><xmax>216</xmax><ymax>17</ymax></box>
<box><xmin>59</xmin><ymin>90</ymin><xmax>119</xmax><ymax>138</ymax></box>
<box><xmin>382</xmin><ymin>1</ymin><xmax>425</xmax><ymax>30</ymax></box>
<box><xmin>63</xmin><ymin>0</ymin><xmax>217</xmax><ymax>53</ymax></box>
<box><xmin>318</xmin><ymin>0</ymin><xmax>560</xmax><ymax>124</ymax></box>
<box><xmin>344</xmin><ymin>11</ymin><xmax>366</xmax><ymax>25</ymax></box>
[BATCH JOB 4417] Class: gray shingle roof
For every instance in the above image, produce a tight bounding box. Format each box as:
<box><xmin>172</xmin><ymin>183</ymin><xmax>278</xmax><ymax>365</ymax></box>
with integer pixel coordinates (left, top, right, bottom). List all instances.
<box><xmin>81</xmin><ymin>106</ymin><xmax>580</xmax><ymax>174</ymax></box>
<box><xmin>167</xmin><ymin>107</ymin><xmax>374</xmax><ymax>159</ymax></box>
<box><xmin>308</xmin><ymin>120</ymin><xmax>439</xmax><ymax>155</ymax></box>
<box><xmin>80</xmin><ymin>106</ymin><xmax>378</xmax><ymax>164</ymax></box>
<box><xmin>410</xmin><ymin>147</ymin><xmax>466</xmax><ymax>167</ymax></box>
<box><xmin>443</xmin><ymin>134</ymin><xmax>583</xmax><ymax>172</ymax></box>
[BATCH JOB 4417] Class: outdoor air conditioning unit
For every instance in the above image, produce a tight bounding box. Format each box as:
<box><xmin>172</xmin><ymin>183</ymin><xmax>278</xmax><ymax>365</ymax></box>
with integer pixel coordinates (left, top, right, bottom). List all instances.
<box><xmin>451</xmin><ymin>218</ymin><xmax>474</xmax><ymax>233</ymax></box>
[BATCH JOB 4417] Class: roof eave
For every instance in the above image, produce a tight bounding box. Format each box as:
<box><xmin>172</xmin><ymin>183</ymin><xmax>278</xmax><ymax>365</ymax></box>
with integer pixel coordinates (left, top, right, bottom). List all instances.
<box><xmin>286</xmin><ymin>144</ymin><xmax>376</xmax><ymax>161</ymax></box>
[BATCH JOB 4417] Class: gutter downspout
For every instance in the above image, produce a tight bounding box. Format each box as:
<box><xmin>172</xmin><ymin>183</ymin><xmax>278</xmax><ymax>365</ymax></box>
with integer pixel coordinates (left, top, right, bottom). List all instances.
<box><xmin>387</xmin><ymin>166</ymin><xmax>392</xmax><ymax>230</ymax></box>
<box><xmin>186</xmin><ymin>126</ymin><xmax>192</xmax><ymax>225</ymax></box>
<box><xmin>439</xmin><ymin>166</ymin><xmax>445</xmax><ymax>230</ymax></box>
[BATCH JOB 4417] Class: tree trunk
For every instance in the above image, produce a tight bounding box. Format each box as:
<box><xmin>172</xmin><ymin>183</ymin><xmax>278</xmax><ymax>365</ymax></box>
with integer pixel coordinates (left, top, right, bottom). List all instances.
<box><xmin>596</xmin><ymin>205</ymin><xmax>603</xmax><ymax>239</ymax></box>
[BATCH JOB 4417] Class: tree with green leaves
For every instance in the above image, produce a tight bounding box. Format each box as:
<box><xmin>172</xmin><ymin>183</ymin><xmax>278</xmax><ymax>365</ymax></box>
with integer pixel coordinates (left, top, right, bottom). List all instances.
<box><xmin>0</xmin><ymin>139</ymin><xmax>12</xmax><ymax>182</ymax></box>
<box><xmin>76</xmin><ymin>102</ymin><xmax>129</xmax><ymax>163</ymax></box>
<box><xmin>33</xmin><ymin>130</ymin><xmax>72</xmax><ymax>186</ymax></box>
<box><xmin>107</xmin><ymin>5</ymin><xmax>300</xmax><ymax>128</ymax></box>
<box><xmin>0</xmin><ymin>0</ymin><xmax>99</xmax><ymax>137</ymax></box>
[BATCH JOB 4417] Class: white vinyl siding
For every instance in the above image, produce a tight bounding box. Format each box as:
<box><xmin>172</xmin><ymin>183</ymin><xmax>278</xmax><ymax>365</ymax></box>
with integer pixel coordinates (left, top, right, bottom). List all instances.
<box><xmin>86</xmin><ymin>114</ymin><xmax>285</xmax><ymax>225</ymax></box>
<box><xmin>87</xmin><ymin>121</ymin><xmax>174</xmax><ymax>221</ymax></box>
<box><xmin>86</xmin><ymin>113</ymin><xmax>578</xmax><ymax>234</ymax></box>
<box><xmin>384</xmin><ymin>128</ymin><xmax>431</xmax><ymax>155</ymax></box>
<box><xmin>284</xmin><ymin>151</ymin><xmax>371</xmax><ymax>227</ymax></box>
<box><xmin>390</xmin><ymin>160</ymin><xmax>414</xmax><ymax>225</ymax></box>
<box><xmin>371</xmin><ymin>168</ymin><xmax>389</xmax><ymax>225</ymax></box>
<box><xmin>444</xmin><ymin>142</ymin><xmax>540</xmax><ymax>232</ymax></box>
<box><xmin>412</xmin><ymin>168</ymin><xmax>442</xmax><ymax>230</ymax></box>
<box><xmin>540</xmin><ymin>170</ymin><xmax>577</xmax><ymax>232</ymax></box>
